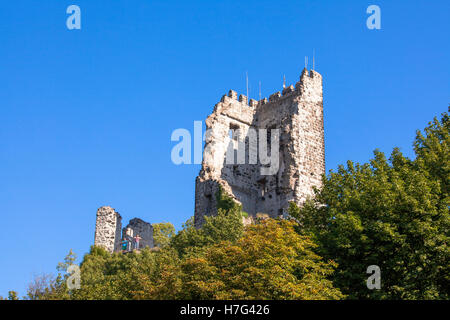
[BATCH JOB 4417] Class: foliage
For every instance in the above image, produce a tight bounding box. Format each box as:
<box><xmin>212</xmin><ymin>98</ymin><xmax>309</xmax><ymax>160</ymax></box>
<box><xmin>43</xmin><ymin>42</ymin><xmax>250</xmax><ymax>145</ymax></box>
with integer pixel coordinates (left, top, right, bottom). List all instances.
<box><xmin>26</xmin><ymin>273</ymin><xmax>59</xmax><ymax>300</ymax></box>
<box><xmin>289</xmin><ymin>109</ymin><xmax>449</xmax><ymax>299</ymax></box>
<box><xmin>8</xmin><ymin>291</ymin><xmax>19</xmax><ymax>300</ymax></box>
<box><xmin>152</xmin><ymin>222</ymin><xmax>176</xmax><ymax>248</ymax></box>
<box><xmin>69</xmin><ymin>246</ymin><xmax>158</xmax><ymax>300</ymax></box>
<box><xmin>65</xmin><ymin>219</ymin><xmax>342</xmax><ymax>300</ymax></box>
<box><xmin>16</xmin><ymin>192</ymin><xmax>341</xmax><ymax>300</ymax></box>
<box><xmin>177</xmin><ymin>219</ymin><xmax>344</xmax><ymax>300</ymax></box>
<box><xmin>23</xmin><ymin>250</ymin><xmax>78</xmax><ymax>300</ymax></box>
<box><xmin>170</xmin><ymin>186</ymin><xmax>244</xmax><ymax>257</ymax></box>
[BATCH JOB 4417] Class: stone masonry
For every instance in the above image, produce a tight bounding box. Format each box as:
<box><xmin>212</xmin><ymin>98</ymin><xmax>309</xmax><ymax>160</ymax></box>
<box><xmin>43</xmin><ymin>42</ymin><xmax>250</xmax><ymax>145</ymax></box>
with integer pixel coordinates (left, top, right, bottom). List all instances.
<box><xmin>122</xmin><ymin>218</ymin><xmax>154</xmax><ymax>250</ymax></box>
<box><xmin>194</xmin><ymin>68</ymin><xmax>324</xmax><ymax>226</ymax></box>
<box><xmin>94</xmin><ymin>206</ymin><xmax>123</xmax><ymax>253</ymax></box>
<box><xmin>94</xmin><ymin>206</ymin><xmax>154</xmax><ymax>253</ymax></box>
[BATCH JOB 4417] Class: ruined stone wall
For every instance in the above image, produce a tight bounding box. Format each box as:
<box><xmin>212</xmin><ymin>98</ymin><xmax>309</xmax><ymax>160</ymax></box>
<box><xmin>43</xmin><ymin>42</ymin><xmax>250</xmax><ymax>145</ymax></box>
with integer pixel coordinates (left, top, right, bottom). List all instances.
<box><xmin>94</xmin><ymin>206</ymin><xmax>122</xmax><ymax>253</ymax></box>
<box><xmin>123</xmin><ymin>218</ymin><xmax>154</xmax><ymax>249</ymax></box>
<box><xmin>292</xmin><ymin>70</ymin><xmax>325</xmax><ymax>203</ymax></box>
<box><xmin>194</xmin><ymin>68</ymin><xmax>324</xmax><ymax>226</ymax></box>
<box><xmin>94</xmin><ymin>206</ymin><xmax>154</xmax><ymax>252</ymax></box>
<box><xmin>194</xmin><ymin>91</ymin><xmax>259</xmax><ymax>226</ymax></box>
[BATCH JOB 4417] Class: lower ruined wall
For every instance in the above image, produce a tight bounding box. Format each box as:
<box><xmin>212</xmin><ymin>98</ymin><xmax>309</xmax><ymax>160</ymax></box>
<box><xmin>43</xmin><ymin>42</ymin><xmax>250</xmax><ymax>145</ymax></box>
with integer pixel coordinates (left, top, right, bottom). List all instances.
<box><xmin>194</xmin><ymin>178</ymin><xmax>222</xmax><ymax>227</ymax></box>
<box><xmin>94</xmin><ymin>207</ymin><xmax>154</xmax><ymax>252</ymax></box>
<box><xmin>123</xmin><ymin>218</ymin><xmax>154</xmax><ymax>249</ymax></box>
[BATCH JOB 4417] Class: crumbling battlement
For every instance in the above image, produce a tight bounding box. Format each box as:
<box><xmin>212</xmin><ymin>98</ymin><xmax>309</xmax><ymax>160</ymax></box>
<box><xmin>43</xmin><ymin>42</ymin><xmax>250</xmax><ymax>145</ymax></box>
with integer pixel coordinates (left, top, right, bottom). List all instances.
<box><xmin>195</xmin><ymin>68</ymin><xmax>324</xmax><ymax>227</ymax></box>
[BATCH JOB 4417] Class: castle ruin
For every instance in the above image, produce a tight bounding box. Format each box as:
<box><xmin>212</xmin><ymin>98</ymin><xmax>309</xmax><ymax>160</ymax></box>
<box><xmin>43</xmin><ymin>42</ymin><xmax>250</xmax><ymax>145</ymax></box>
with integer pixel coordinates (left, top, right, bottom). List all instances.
<box><xmin>94</xmin><ymin>206</ymin><xmax>154</xmax><ymax>253</ymax></box>
<box><xmin>194</xmin><ymin>68</ymin><xmax>324</xmax><ymax>226</ymax></box>
<box><xmin>122</xmin><ymin>218</ymin><xmax>154</xmax><ymax>250</ymax></box>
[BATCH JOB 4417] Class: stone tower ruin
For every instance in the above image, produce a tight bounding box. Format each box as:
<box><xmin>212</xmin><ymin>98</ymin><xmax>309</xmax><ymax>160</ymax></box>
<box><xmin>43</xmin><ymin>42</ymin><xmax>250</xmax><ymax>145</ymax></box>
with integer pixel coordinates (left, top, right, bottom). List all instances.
<box><xmin>194</xmin><ymin>68</ymin><xmax>324</xmax><ymax>226</ymax></box>
<box><xmin>94</xmin><ymin>206</ymin><xmax>123</xmax><ymax>253</ymax></box>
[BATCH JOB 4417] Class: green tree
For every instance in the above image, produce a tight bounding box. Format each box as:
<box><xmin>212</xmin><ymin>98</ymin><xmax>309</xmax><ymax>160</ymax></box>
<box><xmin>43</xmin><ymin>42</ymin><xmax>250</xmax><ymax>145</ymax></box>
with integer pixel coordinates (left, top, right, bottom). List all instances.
<box><xmin>179</xmin><ymin>219</ymin><xmax>344</xmax><ymax>300</ymax></box>
<box><xmin>70</xmin><ymin>246</ymin><xmax>157</xmax><ymax>300</ymax></box>
<box><xmin>171</xmin><ymin>187</ymin><xmax>244</xmax><ymax>257</ymax></box>
<box><xmin>413</xmin><ymin>109</ymin><xmax>449</xmax><ymax>198</ymax></box>
<box><xmin>17</xmin><ymin>181</ymin><xmax>341</xmax><ymax>300</ymax></box>
<box><xmin>290</xmin><ymin>110</ymin><xmax>450</xmax><ymax>299</ymax></box>
<box><xmin>8</xmin><ymin>291</ymin><xmax>19</xmax><ymax>300</ymax></box>
<box><xmin>152</xmin><ymin>222</ymin><xmax>176</xmax><ymax>248</ymax></box>
<box><xmin>18</xmin><ymin>218</ymin><xmax>341</xmax><ymax>300</ymax></box>
<box><xmin>56</xmin><ymin>249</ymin><xmax>77</xmax><ymax>273</ymax></box>
<box><xmin>130</xmin><ymin>247</ymin><xmax>183</xmax><ymax>299</ymax></box>
<box><xmin>25</xmin><ymin>250</ymin><xmax>78</xmax><ymax>300</ymax></box>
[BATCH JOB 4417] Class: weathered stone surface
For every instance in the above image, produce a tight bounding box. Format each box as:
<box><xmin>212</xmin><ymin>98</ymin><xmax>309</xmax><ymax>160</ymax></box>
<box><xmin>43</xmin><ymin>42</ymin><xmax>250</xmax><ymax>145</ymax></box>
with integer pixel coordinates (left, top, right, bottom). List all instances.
<box><xmin>94</xmin><ymin>207</ymin><xmax>154</xmax><ymax>252</ymax></box>
<box><xmin>123</xmin><ymin>218</ymin><xmax>154</xmax><ymax>249</ymax></box>
<box><xmin>194</xmin><ymin>68</ymin><xmax>325</xmax><ymax>226</ymax></box>
<box><xmin>94</xmin><ymin>206</ymin><xmax>122</xmax><ymax>253</ymax></box>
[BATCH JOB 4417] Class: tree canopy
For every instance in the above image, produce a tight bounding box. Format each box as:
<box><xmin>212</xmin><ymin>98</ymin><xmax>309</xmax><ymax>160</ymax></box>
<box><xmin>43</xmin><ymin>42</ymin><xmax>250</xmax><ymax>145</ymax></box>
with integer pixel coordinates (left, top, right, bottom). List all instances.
<box><xmin>152</xmin><ymin>222</ymin><xmax>176</xmax><ymax>248</ymax></box>
<box><xmin>20</xmin><ymin>186</ymin><xmax>342</xmax><ymax>300</ymax></box>
<box><xmin>289</xmin><ymin>109</ymin><xmax>449</xmax><ymax>299</ymax></box>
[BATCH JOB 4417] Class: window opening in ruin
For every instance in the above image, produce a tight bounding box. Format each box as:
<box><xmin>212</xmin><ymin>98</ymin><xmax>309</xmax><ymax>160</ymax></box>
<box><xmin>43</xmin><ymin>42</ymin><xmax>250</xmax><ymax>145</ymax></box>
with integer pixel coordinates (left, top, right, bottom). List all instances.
<box><xmin>266</xmin><ymin>125</ymin><xmax>276</xmax><ymax>155</ymax></box>
<box><xmin>258</xmin><ymin>177</ymin><xmax>267</xmax><ymax>199</ymax></box>
<box><xmin>229</xmin><ymin>123</ymin><xmax>239</xmax><ymax>141</ymax></box>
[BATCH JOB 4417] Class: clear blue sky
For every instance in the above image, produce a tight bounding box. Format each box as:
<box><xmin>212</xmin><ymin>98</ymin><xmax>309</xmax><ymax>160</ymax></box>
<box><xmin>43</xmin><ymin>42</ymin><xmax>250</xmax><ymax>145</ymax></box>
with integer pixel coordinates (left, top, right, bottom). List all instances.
<box><xmin>0</xmin><ymin>0</ymin><xmax>448</xmax><ymax>297</ymax></box>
